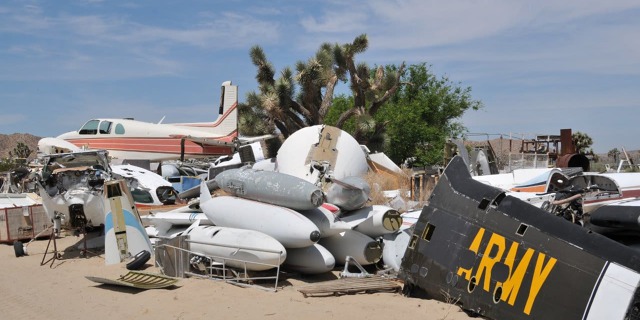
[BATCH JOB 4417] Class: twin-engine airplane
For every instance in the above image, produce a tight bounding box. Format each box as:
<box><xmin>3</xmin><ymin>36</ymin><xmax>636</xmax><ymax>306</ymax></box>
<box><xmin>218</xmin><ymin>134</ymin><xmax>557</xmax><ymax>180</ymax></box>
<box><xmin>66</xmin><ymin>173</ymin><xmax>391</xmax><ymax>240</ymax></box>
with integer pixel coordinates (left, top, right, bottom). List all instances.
<box><xmin>54</xmin><ymin>81</ymin><xmax>240</xmax><ymax>163</ymax></box>
<box><xmin>400</xmin><ymin>156</ymin><xmax>640</xmax><ymax>320</ymax></box>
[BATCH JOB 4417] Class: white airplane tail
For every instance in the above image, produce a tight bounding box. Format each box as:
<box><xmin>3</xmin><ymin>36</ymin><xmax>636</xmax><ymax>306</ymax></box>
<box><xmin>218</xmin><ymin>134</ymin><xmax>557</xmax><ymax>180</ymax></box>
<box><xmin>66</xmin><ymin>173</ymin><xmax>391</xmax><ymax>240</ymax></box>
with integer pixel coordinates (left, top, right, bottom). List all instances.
<box><xmin>175</xmin><ymin>81</ymin><xmax>238</xmax><ymax>136</ymax></box>
<box><xmin>104</xmin><ymin>179</ymin><xmax>154</xmax><ymax>265</ymax></box>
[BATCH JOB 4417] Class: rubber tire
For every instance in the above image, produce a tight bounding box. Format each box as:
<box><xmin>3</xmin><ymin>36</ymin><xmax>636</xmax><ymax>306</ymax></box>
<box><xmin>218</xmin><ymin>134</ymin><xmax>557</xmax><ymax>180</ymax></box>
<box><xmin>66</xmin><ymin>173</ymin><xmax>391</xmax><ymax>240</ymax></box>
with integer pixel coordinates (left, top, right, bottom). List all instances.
<box><xmin>402</xmin><ymin>283</ymin><xmax>414</xmax><ymax>297</ymax></box>
<box><xmin>13</xmin><ymin>241</ymin><xmax>25</xmax><ymax>257</ymax></box>
<box><xmin>126</xmin><ymin>250</ymin><xmax>151</xmax><ymax>270</ymax></box>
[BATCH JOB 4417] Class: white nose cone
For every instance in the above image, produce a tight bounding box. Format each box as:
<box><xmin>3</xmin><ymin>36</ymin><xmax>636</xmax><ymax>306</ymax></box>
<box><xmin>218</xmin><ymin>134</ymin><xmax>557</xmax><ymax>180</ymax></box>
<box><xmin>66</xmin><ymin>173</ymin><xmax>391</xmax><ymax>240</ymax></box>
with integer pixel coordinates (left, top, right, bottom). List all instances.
<box><xmin>319</xmin><ymin>230</ymin><xmax>382</xmax><ymax>266</ymax></box>
<box><xmin>275</xmin><ymin>125</ymin><xmax>368</xmax><ymax>184</ymax></box>
<box><xmin>284</xmin><ymin>244</ymin><xmax>335</xmax><ymax>274</ymax></box>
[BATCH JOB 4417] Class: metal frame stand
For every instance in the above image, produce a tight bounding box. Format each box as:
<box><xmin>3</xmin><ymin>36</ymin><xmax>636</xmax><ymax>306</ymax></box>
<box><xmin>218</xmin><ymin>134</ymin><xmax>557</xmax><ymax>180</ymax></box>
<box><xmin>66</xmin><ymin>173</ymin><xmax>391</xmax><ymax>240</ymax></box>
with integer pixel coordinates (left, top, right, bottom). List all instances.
<box><xmin>40</xmin><ymin>227</ymin><xmax>61</xmax><ymax>267</ymax></box>
<box><xmin>340</xmin><ymin>256</ymin><xmax>372</xmax><ymax>278</ymax></box>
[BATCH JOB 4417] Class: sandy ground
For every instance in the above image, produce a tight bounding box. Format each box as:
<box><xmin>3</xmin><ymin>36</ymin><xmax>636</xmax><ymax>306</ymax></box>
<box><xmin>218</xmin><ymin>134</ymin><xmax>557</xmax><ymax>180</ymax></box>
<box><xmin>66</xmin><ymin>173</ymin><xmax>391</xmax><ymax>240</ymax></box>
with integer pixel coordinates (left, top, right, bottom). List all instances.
<box><xmin>0</xmin><ymin>234</ymin><xmax>473</xmax><ymax>320</ymax></box>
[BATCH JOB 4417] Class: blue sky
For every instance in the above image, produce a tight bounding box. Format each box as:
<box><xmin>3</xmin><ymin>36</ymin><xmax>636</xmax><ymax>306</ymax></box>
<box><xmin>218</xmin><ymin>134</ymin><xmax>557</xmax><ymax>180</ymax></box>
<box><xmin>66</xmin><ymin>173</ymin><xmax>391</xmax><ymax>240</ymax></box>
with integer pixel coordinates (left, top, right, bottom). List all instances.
<box><xmin>1</xmin><ymin>0</ymin><xmax>639</xmax><ymax>153</ymax></box>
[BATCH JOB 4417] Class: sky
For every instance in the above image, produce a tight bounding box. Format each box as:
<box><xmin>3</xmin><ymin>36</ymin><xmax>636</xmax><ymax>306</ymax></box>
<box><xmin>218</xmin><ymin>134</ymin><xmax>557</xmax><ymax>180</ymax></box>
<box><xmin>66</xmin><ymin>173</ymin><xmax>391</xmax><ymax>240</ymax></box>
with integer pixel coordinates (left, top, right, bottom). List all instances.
<box><xmin>1</xmin><ymin>0</ymin><xmax>639</xmax><ymax>154</ymax></box>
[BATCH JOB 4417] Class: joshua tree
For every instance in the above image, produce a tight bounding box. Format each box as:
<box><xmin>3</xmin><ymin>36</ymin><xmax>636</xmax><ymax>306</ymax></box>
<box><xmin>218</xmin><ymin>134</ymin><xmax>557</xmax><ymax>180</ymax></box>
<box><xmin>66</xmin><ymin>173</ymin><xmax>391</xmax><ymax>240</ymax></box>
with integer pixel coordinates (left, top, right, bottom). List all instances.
<box><xmin>572</xmin><ymin>131</ymin><xmax>593</xmax><ymax>155</ymax></box>
<box><xmin>240</xmin><ymin>34</ymin><xmax>405</xmax><ymax>146</ymax></box>
<box><xmin>608</xmin><ymin>148</ymin><xmax>620</xmax><ymax>163</ymax></box>
<box><xmin>10</xmin><ymin>142</ymin><xmax>32</xmax><ymax>159</ymax></box>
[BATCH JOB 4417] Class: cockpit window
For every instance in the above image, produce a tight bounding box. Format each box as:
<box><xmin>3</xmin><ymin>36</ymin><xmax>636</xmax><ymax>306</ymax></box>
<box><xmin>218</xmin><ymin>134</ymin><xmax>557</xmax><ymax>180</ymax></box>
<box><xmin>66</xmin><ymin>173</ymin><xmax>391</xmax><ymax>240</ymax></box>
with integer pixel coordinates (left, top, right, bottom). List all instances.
<box><xmin>99</xmin><ymin>121</ymin><xmax>112</xmax><ymax>134</ymax></box>
<box><xmin>79</xmin><ymin>120</ymin><xmax>100</xmax><ymax>135</ymax></box>
<box><xmin>115</xmin><ymin>123</ymin><xmax>125</xmax><ymax>134</ymax></box>
<box><xmin>156</xmin><ymin>186</ymin><xmax>177</xmax><ymax>205</ymax></box>
<box><xmin>131</xmin><ymin>188</ymin><xmax>154</xmax><ymax>204</ymax></box>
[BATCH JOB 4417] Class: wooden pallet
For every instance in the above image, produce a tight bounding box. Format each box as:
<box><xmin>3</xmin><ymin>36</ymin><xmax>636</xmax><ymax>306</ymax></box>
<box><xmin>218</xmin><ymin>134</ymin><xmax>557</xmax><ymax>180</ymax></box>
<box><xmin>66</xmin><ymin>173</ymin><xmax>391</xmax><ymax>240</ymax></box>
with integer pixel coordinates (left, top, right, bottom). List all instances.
<box><xmin>297</xmin><ymin>277</ymin><xmax>402</xmax><ymax>297</ymax></box>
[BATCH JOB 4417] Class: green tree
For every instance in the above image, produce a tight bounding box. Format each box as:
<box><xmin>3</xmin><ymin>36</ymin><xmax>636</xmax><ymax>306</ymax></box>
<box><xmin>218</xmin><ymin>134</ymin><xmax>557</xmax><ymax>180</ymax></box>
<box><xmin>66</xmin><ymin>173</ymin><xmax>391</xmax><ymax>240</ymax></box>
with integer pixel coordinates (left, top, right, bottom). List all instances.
<box><xmin>11</xmin><ymin>142</ymin><xmax>32</xmax><ymax>159</ymax></box>
<box><xmin>239</xmin><ymin>41</ymin><xmax>347</xmax><ymax>138</ymax></box>
<box><xmin>572</xmin><ymin>131</ymin><xmax>594</xmax><ymax>155</ymax></box>
<box><xmin>608</xmin><ymin>148</ymin><xmax>620</xmax><ymax>163</ymax></box>
<box><xmin>373</xmin><ymin>63</ymin><xmax>482</xmax><ymax>166</ymax></box>
<box><xmin>240</xmin><ymin>34</ymin><xmax>405</xmax><ymax>145</ymax></box>
<box><xmin>0</xmin><ymin>158</ymin><xmax>13</xmax><ymax>172</ymax></box>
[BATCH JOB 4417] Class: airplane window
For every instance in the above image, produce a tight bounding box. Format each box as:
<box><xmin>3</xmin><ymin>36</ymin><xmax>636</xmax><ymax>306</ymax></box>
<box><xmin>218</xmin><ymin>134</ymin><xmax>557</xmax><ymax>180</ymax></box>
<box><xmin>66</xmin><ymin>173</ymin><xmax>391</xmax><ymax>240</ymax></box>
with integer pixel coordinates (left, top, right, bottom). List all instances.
<box><xmin>492</xmin><ymin>193</ymin><xmax>506</xmax><ymax>207</ymax></box>
<box><xmin>422</xmin><ymin>223</ymin><xmax>435</xmax><ymax>241</ymax></box>
<box><xmin>131</xmin><ymin>189</ymin><xmax>154</xmax><ymax>203</ymax></box>
<box><xmin>478</xmin><ymin>198</ymin><xmax>490</xmax><ymax>210</ymax></box>
<box><xmin>156</xmin><ymin>186</ymin><xmax>177</xmax><ymax>205</ymax></box>
<box><xmin>468</xmin><ymin>276</ymin><xmax>477</xmax><ymax>293</ymax></box>
<box><xmin>106</xmin><ymin>183</ymin><xmax>123</xmax><ymax>198</ymax></box>
<box><xmin>79</xmin><ymin>120</ymin><xmax>99</xmax><ymax>135</ymax></box>
<box><xmin>493</xmin><ymin>286</ymin><xmax>503</xmax><ymax>304</ymax></box>
<box><xmin>516</xmin><ymin>223</ymin><xmax>528</xmax><ymax>236</ymax></box>
<box><xmin>115</xmin><ymin>123</ymin><xmax>125</xmax><ymax>134</ymax></box>
<box><xmin>99</xmin><ymin>121</ymin><xmax>112</xmax><ymax>134</ymax></box>
<box><xmin>408</xmin><ymin>234</ymin><xmax>419</xmax><ymax>249</ymax></box>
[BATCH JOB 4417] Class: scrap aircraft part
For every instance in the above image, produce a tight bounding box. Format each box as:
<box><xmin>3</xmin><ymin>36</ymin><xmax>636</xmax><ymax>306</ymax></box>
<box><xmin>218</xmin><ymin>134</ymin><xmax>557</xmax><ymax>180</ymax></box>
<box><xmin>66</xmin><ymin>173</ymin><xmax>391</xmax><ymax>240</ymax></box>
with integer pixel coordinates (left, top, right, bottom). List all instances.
<box><xmin>86</xmin><ymin>271</ymin><xmax>179</xmax><ymax>290</ymax></box>
<box><xmin>340</xmin><ymin>205</ymin><xmax>403</xmax><ymax>237</ymax></box>
<box><xmin>141</xmin><ymin>210</ymin><xmax>211</xmax><ymax>237</ymax></box>
<box><xmin>112</xmin><ymin>164</ymin><xmax>178</xmax><ymax>206</ymax></box>
<box><xmin>325</xmin><ymin>176</ymin><xmax>371</xmax><ymax>211</ymax></box>
<box><xmin>589</xmin><ymin>198</ymin><xmax>640</xmax><ymax>232</ymax></box>
<box><xmin>37</xmin><ymin>137</ymin><xmax>81</xmax><ymax>156</ymax></box>
<box><xmin>275</xmin><ymin>125</ymin><xmax>368</xmax><ymax>185</ymax></box>
<box><xmin>572</xmin><ymin>172</ymin><xmax>640</xmax><ymax>214</ymax></box>
<box><xmin>399</xmin><ymin>156</ymin><xmax>640</xmax><ymax>320</ymax></box>
<box><xmin>210</xmin><ymin>141</ymin><xmax>267</xmax><ymax>169</ymax></box>
<box><xmin>145</xmin><ymin>225</ymin><xmax>189</xmax><ymax>239</ymax></box>
<box><xmin>399</xmin><ymin>210</ymin><xmax>421</xmax><ymax>231</ymax></box>
<box><xmin>252</xmin><ymin>158</ymin><xmax>277</xmax><ymax>172</ymax></box>
<box><xmin>284</xmin><ymin>243</ymin><xmax>336</xmax><ymax>274</ymax></box>
<box><xmin>178</xmin><ymin>178</ymin><xmax>218</xmax><ymax>200</ymax></box>
<box><xmin>38</xmin><ymin>150</ymin><xmax>111</xmax><ymax>230</ymax></box>
<box><xmin>382</xmin><ymin>228</ymin><xmax>413</xmax><ymax>272</ymax></box>
<box><xmin>318</xmin><ymin>230</ymin><xmax>382</xmax><ymax>266</ymax></box>
<box><xmin>367</xmin><ymin>151</ymin><xmax>405</xmax><ymax>176</ymax></box>
<box><xmin>199</xmin><ymin>183</ymin><xmax>320</xmax><ymax>248</ymax></box>
<box><xmin>297</xmin><ymin>205</ymin><xmax>351</xmax><ymax>238</ymax></box>
<box><xmin>214</xmin><ymin>167</ymin><xmax>324</xmax><ymax>211</ymax></box>
<box><xmin>104</xmin><ymin>179</ymin><xmax>154</xmax><ymax>265</ymax></box>
<box><xmin>472</xmin><ymin>149</ymin><xmax>492</xmax><ymax>176</ymax></box>
<box><xmin>183</xmin><ymin>225</ymin><xmax>286</xmax><ymax>272</ymax></box>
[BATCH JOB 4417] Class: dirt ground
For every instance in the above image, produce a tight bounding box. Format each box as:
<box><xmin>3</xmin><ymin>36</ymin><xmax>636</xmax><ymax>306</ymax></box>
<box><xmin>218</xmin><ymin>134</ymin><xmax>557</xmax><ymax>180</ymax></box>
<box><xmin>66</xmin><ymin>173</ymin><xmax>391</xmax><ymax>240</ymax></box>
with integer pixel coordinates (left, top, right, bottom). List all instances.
<box><xmin>0</xmin><ymin>234</ymin><xmax>474</xmax><ymax>320</ymax></box>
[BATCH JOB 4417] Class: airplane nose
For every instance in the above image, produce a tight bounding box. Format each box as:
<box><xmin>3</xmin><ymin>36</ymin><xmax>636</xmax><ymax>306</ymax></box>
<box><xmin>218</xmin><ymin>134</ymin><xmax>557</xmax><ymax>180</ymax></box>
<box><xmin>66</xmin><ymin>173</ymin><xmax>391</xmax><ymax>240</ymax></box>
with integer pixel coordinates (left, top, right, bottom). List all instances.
<box><xmin>310</xmin><ymin>230</ymin><xmax>321</xmax><ymax>242</ymax></box>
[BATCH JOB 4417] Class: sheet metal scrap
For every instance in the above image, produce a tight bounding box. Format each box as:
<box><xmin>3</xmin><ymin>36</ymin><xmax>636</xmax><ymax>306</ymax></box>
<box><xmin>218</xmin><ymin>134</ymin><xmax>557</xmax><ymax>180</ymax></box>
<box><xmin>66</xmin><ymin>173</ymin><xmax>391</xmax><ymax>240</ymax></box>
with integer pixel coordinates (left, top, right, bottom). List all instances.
<box><xmin>297</xmin><ymin>277</ymin><xmax>401</xmax><ymax>298</ymax></box>
<box><xmin>86</xmin><ymin>271</ymin><xmax>179</xmax><ymax>290</ymax></box>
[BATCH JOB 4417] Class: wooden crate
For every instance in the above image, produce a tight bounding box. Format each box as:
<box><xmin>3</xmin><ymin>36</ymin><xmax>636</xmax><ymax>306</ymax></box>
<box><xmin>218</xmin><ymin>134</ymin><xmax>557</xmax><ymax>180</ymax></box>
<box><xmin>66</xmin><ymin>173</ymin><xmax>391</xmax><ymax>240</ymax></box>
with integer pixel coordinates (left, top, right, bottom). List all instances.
<box><xmin>0</xmin><ymin>204</ymin><xmax>52</xmax><ymax>243</ymax></box>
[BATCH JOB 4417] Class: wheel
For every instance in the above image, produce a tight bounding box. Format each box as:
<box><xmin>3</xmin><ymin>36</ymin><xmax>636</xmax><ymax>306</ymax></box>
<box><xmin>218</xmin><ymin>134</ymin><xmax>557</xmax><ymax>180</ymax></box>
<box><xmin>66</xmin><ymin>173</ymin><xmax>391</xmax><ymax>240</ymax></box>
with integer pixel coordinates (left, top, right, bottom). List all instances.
<box><xmin>13</xmin><ymin>241</ymin><xmax>25</xmax><ymax>257</ymax></box>
<box><xmin>126</xmin><ymin>250</ymin><xmax>151</xmax><ymax>270</ymax></box>
<box><xmin>402</xmin><ymin>283</ymin><xmax>414</xmax><ymax>297</ymax></box>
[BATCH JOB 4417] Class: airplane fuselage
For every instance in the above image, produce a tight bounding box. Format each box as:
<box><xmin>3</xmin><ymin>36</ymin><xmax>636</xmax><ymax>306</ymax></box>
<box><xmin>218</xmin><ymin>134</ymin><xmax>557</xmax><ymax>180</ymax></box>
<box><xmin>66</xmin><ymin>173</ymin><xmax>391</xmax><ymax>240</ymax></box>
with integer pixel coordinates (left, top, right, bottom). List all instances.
<box><xmin>400</xmin><ymin>156</ymin><xmax>640</xmax><ymax>320</ymax></box>
<box><xmin>56</xmin><ymin>81</ymin><xmax>239</xmax><ymax>162</ymax></box>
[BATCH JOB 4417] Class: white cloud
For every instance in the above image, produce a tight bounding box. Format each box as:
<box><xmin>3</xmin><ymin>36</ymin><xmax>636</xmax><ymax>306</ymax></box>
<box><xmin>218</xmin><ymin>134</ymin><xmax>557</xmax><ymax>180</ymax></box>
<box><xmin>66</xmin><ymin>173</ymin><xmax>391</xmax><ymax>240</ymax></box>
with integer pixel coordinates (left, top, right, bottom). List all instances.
<box><xmin>363</xmin><ymin>0</ymin><xmax>640</xmax><ymax>49</ymax></box>
<box><xmin>0</xmin><ymin>5</ymin><xmax>283</xmax><ymax>82</ymax></box>
<box><xmin>300</xmin><ymin>10</ymin><xmax>368</xmax><ymax>34</ymax></box>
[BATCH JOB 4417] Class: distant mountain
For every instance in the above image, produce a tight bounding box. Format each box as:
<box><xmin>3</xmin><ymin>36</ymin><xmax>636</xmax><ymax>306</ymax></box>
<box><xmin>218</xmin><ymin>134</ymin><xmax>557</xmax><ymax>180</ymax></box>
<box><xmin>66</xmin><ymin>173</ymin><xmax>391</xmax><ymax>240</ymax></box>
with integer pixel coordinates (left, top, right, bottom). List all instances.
<box><xmin>0</xmin><ymin>133</ymin><xmax>42</xmax><ymax>160</ymax></box>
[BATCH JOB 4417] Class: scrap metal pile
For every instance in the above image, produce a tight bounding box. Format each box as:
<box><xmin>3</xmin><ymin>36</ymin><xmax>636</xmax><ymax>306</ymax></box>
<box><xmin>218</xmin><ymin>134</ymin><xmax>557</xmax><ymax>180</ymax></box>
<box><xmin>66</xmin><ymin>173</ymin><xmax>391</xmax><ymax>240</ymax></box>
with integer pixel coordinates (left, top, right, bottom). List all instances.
<box><xmin>143</xmin><ymin>125</ymin><xmax>418</xmax><ymax>275</ymax></box>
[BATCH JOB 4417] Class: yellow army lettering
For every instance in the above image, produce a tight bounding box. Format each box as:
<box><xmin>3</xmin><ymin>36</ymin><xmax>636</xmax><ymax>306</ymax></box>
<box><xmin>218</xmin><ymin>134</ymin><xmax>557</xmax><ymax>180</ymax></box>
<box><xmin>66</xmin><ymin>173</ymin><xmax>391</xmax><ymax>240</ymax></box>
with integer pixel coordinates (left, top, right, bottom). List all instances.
<box><xmin>456</xmin><ymin>227</ymin><xmax>557</xmax><ymax>315</ymax></box>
